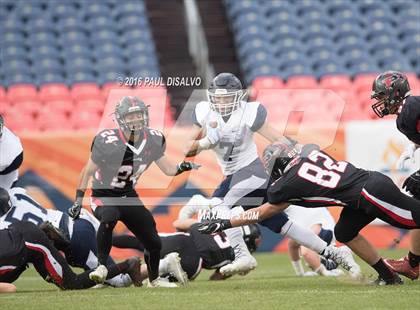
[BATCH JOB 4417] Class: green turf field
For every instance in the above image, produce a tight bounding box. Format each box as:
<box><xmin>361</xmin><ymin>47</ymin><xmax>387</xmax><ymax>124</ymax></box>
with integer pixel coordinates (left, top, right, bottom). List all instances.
<box><xmin>1</xmin><ymin>250</ymin><xmax>420</xmax><ymax>310</ymax></box>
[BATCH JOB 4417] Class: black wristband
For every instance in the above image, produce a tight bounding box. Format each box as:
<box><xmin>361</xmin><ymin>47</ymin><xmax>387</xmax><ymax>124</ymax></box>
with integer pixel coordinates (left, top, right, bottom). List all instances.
<box><xmin>75</xmin><ymin>189</ymin><xmax>85</xmax><ymax>199</ymax></box>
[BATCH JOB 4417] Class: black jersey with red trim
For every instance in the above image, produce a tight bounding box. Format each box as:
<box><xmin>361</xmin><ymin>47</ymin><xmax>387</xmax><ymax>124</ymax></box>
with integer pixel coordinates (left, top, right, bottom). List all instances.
<box><xmin>267</xmin><ymin>145</ymin><xmax>370</xmax><ymax>209</ymax></box>
<box><xmin>189</xmin><ymin>223</ymin><xmax>235</xmax><ymax>269</ymax></box>
<box><xmin>396</xmin><ymin>96</ymin><xmax>420</xmax><ymax>145</ymax></box>
<box><xmin>0</xmin><ymin>224</ymin><xmax>26</xmax><ymax>269</ymax></box>
<box><xmin>90</xmin><ymin>128</ymin><xmax>166</xmax><ymax>197</ymax></box>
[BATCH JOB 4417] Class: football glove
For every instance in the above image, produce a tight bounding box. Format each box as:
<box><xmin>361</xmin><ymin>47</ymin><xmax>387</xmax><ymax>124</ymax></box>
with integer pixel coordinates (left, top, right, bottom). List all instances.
<box><xmin>39</xmin><ymin>221</ymin><xmax>71</xmax><ymax>251</ymax></box>
<box><xmin>197</xmin><ymin>219</ymin><xmax>232</xmax><ymax>234</ymax></box>
<box><xmin>68</xmin><ymin>201</ymin><xmax>82</xmax><ymax>219</ymax></box>
<box><xmin>176</xmin><ymin>161</ymin><xmax>201</xmax><ymax>175</ymax></box>
<box><xmin>396</xmin><ymin>144</ymin><xmax>416</xmax><ymax>170</ymax></box>
<box><xmin>402</xmin><ymin>170</ymin><xmax>420</xmax><ymax>198</ymax></box>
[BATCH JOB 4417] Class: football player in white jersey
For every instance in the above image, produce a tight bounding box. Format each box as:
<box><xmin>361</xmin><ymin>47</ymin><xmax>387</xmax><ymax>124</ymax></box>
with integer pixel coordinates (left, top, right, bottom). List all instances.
<box><xmin>0</xmin><ymin>115</ymin><xmax>23</xmax><ymax>190</ymax></box>
<box><xmin>185</xmin><ymin>73</ymin><xmax>361</xmax><ymax>277</ymax></box>
<box><xmin>0</xmin><ymin>187</ymin><xmax>145</xmax><ymax>287</ymax></box>
<box><xmin>285</xmin><ymin>206</ymin><xmax>348</xmax><ymax>277</ymax></box>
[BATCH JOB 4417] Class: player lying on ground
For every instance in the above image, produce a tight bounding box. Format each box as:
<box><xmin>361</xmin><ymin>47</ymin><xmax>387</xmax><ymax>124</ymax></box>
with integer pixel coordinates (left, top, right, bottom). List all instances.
<box><xmin>285</xmin><ymin>205</ymin><xmax>344</xmax><ymax>277</ymax></box>
<box><xmin>0</xmin><ymin>114</ymin><xmax>23</xmax><ymax>190</ymax></box>
<box><xmin>185</xmin><ymin>73</ymin><xmax>359</xmax><ymax>277</ymax></box>
<box><xmin>0</xmin><ymin>221</ymin><xmax>142</xmax><ymax>290</ymax></box>
<box><xmin>68</xmin><ymin>96</ymin><xmax>199</xmax><ymax>288</ymax></box>
<box><xmin>371</xmin><ymin>71</ymin><xmax>420</xmax><ymax>280</ymax></box>
<box><xmin>198</xmin><ymin>140</ymin><xmax>420</xmax><ymax>284</ymax></box>
<box><xmin>112</xmin><ymin>195</ymin><xmax>262</xmax><ymax>283</ymax></box>
<box><xmin>0</xmin><ymin>187</ymin><xmax>137</xmax><ymax>287</ymax></box>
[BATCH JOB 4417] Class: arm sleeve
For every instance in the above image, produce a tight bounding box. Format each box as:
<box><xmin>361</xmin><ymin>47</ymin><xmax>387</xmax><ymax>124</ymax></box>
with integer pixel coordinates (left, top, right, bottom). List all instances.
<box><xmin>0</xmin><ymin>152</ymin><xmax>23</xmax><ymax>175</ymax></box>
<box><xmin>398</xmin><ymin>98</ymin><xmax>420</xmax><ymax>144</ymax></box>
<box><xmin>250</xmin><ymin>104</ymin><xmax>267</xmax><ymax>132</ymax></box>
<box><xmin>267</xmin><ymin>182</ymin><xmax>293</xmax><ymax>204</ymax></box>
<box><xmin>90</xmin><ymin>136</ymin><xmax>105</xmax><ymax>165</ymax></box>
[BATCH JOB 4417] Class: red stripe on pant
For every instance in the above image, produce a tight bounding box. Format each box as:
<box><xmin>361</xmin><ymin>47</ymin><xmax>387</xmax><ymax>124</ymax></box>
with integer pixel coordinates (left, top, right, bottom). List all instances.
<box><xmin>25</xmin><ymin>243</ymin><xmax>64</xmax><ymax>286</ymax></box>
<box><xmin>361</xmin><ymin>190</ymin><xmax>417</xmax><ymax>227</ymax></box>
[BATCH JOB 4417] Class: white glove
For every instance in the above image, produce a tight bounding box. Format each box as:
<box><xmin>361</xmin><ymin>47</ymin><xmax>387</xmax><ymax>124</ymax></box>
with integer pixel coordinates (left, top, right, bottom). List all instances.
<box><xmin>396</xmin><ymin>143</ymin><xmax>416</xmax><ymax>170</ymax></box>
<box><xmin>198</xmin><ymin>123</ymin><xmax>221</xmax><ymax>149</ymax></box>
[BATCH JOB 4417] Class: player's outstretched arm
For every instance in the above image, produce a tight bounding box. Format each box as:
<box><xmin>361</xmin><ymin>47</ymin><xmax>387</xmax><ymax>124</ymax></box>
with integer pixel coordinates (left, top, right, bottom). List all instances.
<box><xmin>69</xmin><ymin>158</ymin><xmax>98</xmax><ymax>219</ymax></box>
<box><xmin>0</xmin><ymin>282</ymin><xmax>16</xmax><ymax>293</ymax></box>
<box><xmin>185</xmin><ymin>123</ymin><xmax>221</xmax><ymax>157</ymax></box>
<box><xmin>155</xmin><ymin>156</ymin><xmax>200</xmax><ymax>176</ymax></box>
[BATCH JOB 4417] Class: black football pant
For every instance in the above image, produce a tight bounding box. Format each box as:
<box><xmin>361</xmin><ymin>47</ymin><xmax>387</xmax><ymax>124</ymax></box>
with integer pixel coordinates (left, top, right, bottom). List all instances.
<box><xmin>335</xmin><ymin>172</ymin><xmax>420</xmax><ymax>243</ymax></box>
<box><xmin>0</xmin><ymin>222</ymin><xmax>130</xmax><ymax>290</ymax></box>
<box><xmin>93</xmin><ymin>197</ymin><xmax>161</xmax><ymax>282</ymax></box>
<box><xmin>113</xmin><ymin>234</ymin><xmax>202</xmax><ymax>280</ymax></box>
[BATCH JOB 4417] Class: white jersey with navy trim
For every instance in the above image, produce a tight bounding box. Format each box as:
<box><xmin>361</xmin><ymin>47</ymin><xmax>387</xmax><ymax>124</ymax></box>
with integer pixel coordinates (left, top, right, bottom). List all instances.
<box><xmin>193</xmin><ymin>101</ymin><xmax>267</xmax><ymax>175</ymax></box>
<box><xmin>0</xmin><ymin>187</ymin><xmax>99</xmax><ymax>237</ymax></box>
<box><xmin>0</xmin><ymin>127</ymin><xmax>23</xmax><ymax>189</ymax></box>
<box><xmin>284</xmin><ymin>205</ymin><xmax>335</xmax><ymax>231</ymax></box>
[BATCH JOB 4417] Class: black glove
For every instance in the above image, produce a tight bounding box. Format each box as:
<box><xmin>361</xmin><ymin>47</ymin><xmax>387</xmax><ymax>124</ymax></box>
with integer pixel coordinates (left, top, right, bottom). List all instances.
<box><xmin>402</xmin><ymin>170</ymin><xmax>420</xmax><ymax>198</ymax></box>
<box><xmin>176</xmin><ymin>161</ymin><xmax>201</xmax><ymax>175</ymax></box>
<box><xmin>197</xmin><ymin>219</ymin><xmax>232</xmax><ymax>234</ymax></box>
<box><xmin>68</xmin><ymin>189</ymin><xmax>85</xmax><ymax>219</ymax></box>
<box><xmin>39</xmin><ymin>221</ymin><xmax>71</xmax><ymax>250</ymax></box>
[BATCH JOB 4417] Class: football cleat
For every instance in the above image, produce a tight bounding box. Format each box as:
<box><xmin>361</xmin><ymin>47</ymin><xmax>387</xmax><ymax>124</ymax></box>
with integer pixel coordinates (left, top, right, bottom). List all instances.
<box><xmin>219</xmin><ymin>255</ymin><xmax>257</xmax><ymax>277</ymax></box>
<box><xmin>89</xmin><ymin>265</ymin><xmax>108</xmax><ymax>284</ymax></box>
<box><xmin>126</xmin><ymin>257</ymin><xmax>143</xmax><ymax>287</ymax></box>
<box><xmin>303</xmin><ymin>271</ymin><xmax>319</xmax><ymax>277</ymax></box>
<box><xmin>384</xmin><ymin>256</ymin><xmax>419</xmax><ymax>280</ymax></box>
<box><xmin>323</xmin><ymin>245</ymin><xmax>362</xmax><ymax>279</ymax></box>
<box><xmin>146</xmin><ymin>277</ymin><xmax>178</xmax><ymax>288</ymax></box>
<box><xmin>322</xmin><ymin>269</ymin><xmax>345</xmax><ymax>277</ymax></box>
<box><xmin>373</xmin><ymin>273</ymin><xmax>404</xmax><ymax>285</ymax></box>
<box><xmin>165</xmin><ymin>252</ymin><xmax>188</xmax><ymax>286</ymax></box>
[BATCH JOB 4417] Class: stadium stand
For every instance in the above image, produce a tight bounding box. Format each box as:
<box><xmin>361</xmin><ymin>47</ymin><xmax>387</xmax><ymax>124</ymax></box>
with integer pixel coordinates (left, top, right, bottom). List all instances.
<box><xmin>0</xmin><ymin>0</ymin><xmax>173</xmax><ymax>131</ymax></box>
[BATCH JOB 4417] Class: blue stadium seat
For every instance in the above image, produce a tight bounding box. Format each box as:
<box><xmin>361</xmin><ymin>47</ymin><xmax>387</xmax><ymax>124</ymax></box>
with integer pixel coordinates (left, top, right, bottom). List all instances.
<box><xmin>26</xmin><ymin>17</ymin><xmax>55</xmax><ymax>34</ymax></box>
<box><xmin>36</xmin><ymin>73</ymin><xmax>67</xmax><ymax>86</ymax></box>
<box><xmin>92</xmin><ymin>44</ymin><xmax>125</xmax><ymax>60</ymax></box>
<box><xmin>82</xmin><ymin>3</ymin><xmax>112</xmax><ymax>19</ymax></box>
<box><xmin>3</xmin><ymin>32</ymin><xmax>26</xmax><ymax>45</ymax></box>
<box><xmin>117</xmin><ymin>14</ymin><xmax>149</xmax><ymax>32</ymax></box>
<box><xmin>90</xmin><ymin>30</ymin><xmax>119</xmax><ymax>45</ymax></box>
<box><xmin>32</xmin><ymin>59</ymin><xmax>64</xmax><ymax>75</ymax></box>
<box><xmin>86</xmin><ymin>16</ymin><xmax>116</xmax><ymax>32</ymax></box>
<box><xmin>64</xmin><ymin>58</ymin><xmax>95</xmax><ymax>74</ymax></box>
<box><xmin>57</xmin><ymin>16</ymin><xmax>86</xmax><ymax>33</ymax></box>
<box><xmin>242</xmin><ymin>52</ymin><xmax>276</xmax><ymax>72</ymax></box>
<box><xmin>95</xmin><ymin>57</ymin><xmax>126</xmax><ymax>72</ymax></box>
<box><xmin>232</xmin><ymin>12</ymin><xmax>264</xmax><ymax>33</ymax></box>
<box><xmin>113</xmin><ymin>1</ymin><xmax>146</xmax><ymax>19</ymax></box>
<box><xmin>125</xmin><ymin>42</ymin><xmax>157</xmax><ymax>56</ymax></box>
<box><xmin>127</xmin><ymin>57</ymin><xmax>159</xmax><ymax>71</ymax></box>
<box><xmin>120</xmin><ymin>29</ymin><xmax>152</xmax><ymax>45</ymax></box>
<box><xmin>3</xmin><ymin>59</ymin><xmax>30</xmax><ymax>75</ymax></box>
<box><xmin>4</xmin><ymin>73</ymin><xmax>35</xmax><ymax>87</ymax></box>
<box><xmin>59</xmin><ymin>30</ymin><xmax>89</xmax><ymax>45</ymax></box>
<box><xmin>67</xmin><ymin>71</ymin><xmax>97</xmax><ymax>84</ymax></box>
<box><xmin>62</xmin><ymin>44</ymin><xmax>92</xmax><ymax>60</ymax></box>
<box><xmin>3</xmin><ymin>19</ymin><xmax>25</xmax><ymax>33</ymax></box>
<box><xmin>348</xmin><ymin>61</ymin><xmax>380</xmax><ymax>75</ymax></box>
<box><xmin>50</xmin><ymin>3</ymin><xmax>78</xmax><ymax>19</ymax></box>
<box><xmin>2</xmin><ymin>46</ymin><xmax>28</xmax><ymax>62</ymax></box>
<box><xmin>14</xmin><ymin>4</ymin><xmax>44</xmax><ymax>19</ymax></box>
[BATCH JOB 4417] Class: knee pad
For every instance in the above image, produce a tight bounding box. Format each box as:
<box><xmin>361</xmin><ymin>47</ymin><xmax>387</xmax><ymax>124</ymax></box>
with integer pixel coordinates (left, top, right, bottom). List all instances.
<box><xmin>334</xmin><ymin>223</ymin><xmax>357</xmax><ymax>243</ymax></box>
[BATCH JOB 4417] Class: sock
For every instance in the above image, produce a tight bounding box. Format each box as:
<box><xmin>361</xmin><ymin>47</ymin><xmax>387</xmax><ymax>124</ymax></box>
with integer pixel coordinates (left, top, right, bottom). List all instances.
<box><xmin>291</xmin><ymin>260</ymin><xmax>304</xmax><ymax>276</ymax></box>
<box><xmin>282</xmin><ymin>220</ymin><xmax>327</xmax><ymax>254</ymax></box>
<box><xmin>408</xmin><ymin>251</ymin><xmax>420</xmax><ymax>268</ymax></box>
<box><xmin>97</xmin><ymin>223</ymin><xmax>116</xmax><ymax>265</ymax></box>
<box><xmin>314</xmin><ymin>264</ymin><xmax>327</xmax><ymax>276</ymax></box>
<box><xmin>145</xmin><ymin>249</ymin><xmax>160</xmax><ymax>282</ymax></box>
<box><xmin>372</xmin><ymin>258</ymin><xmax>394</xmax><ymax>281</ymax></box>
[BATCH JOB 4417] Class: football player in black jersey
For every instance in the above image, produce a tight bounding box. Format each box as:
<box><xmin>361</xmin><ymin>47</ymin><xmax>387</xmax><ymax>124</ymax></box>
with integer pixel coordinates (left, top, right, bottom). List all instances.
<box><xmin>0</xmin><ymin>221</ymin><xmax>142</xmax><ymax>291</ymax></box>
<box><xmin>198</xmin><ymin>140</ymin><xmax>420</xmax><ymax>284</ymax></box>
<box><xmin>68</xmin><ymin>96</ymin><xmax>199</xmax><ymax>287</ymax></box>
<box><xmin>371</xmin><ymin>71</ymin><xmax>420</xmax><ymax>280</ymax></box>
<box><xmin>112</xmin><ymin>204</ymin><xmax>261</xmax><ymax>282</ymax></box>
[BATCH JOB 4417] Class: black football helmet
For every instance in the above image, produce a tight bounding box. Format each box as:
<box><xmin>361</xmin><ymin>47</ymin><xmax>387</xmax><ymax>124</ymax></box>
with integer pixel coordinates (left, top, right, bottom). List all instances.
<box><xmin>115</xmin><ymin>96</ymin><xmax>149</xmax><ymax>132</ymax></box>
<box><xmin>0</xmin><ymin>114</ymin><xmax>4</xmax><ymax>139</ymax></box>
<box><xmin>262</xmin><ymin>140</ymin><xmax>300</xmax><ymax>181</ymax></box>
<box><xmin>0</xmin><ymin>187</ymin><xmax>12</xmax><ymax>217</ymax></box>
<box><xmin>241</xmin><ymin>224</ymin><xmax>262</xmax><ymax>253</ymax></box>
<box><xmin>371</xmin><ymin>71</ymin><xmax>411</xmax><ymax>118</ymax></box>
<box><xmin>207</xmin><ymin>73</ymin><xmax>246</xmax><ymax>116</ymax></box>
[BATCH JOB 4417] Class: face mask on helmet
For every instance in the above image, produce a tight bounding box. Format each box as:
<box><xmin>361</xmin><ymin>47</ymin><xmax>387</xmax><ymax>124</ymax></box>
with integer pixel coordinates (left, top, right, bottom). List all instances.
<box><xmin>115</xmin><ymin>97</ymin><xmax>149</xmax><ymax>133</ymax></box>
<box><xmin>371</xmin><ymin>71</ymin><xmax>411</xmax><ymax>118</ymax></box>
<box><xmin>0</xmin><ymin>188</ymin><xmax>12</xmax><ymax>217</ymax></box>
<box><xmin>241</xmin><ymin>224</ymin><xmax>262</xmax><ymax>253</ymax></box>
<box><xmin>207</xmin><ymin>88</ymin><xmax>246</xmax><ymax>117</ymax></box>
<box><xmin>262</xmin><ymin>141</ymin><xmax>300</xmax><ymax>181</ymax></box>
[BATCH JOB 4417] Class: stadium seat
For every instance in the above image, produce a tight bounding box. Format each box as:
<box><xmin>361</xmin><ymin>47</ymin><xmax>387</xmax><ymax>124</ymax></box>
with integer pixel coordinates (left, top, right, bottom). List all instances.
<box><xmin>320</xmin><ymin>75</ymin><xmax>352</xmax><ymax>91</ymax></box>
<box><xmin>251</xmin><ymin>77</ymin><xmax>284</xmax><ymax>96</ymax></box>
<box><xmin>71</xmin><ymin>83</ymin><xmax>102</xmax><ymax>101</ymax></box>
<box><xmin>70</xmin><ymin>109</ymin><xmax>101</xmax><ymax>131</ymax></box>
<box><xmin>13</xmin><ymin>99</ymin><xmax>42</xmax><ymax>116</ymax></box>
<box><xmin>286</xmin><ymin>76</ymin><xmax>318</xmax><ymax>89</ymax></box>
<box><xmin>44</xmin><ymin>99</ymin><xmax>74</xmax><ymax>115</ymax></box>
<box><xmin>3</xmin><ymin>108</ymin><xmax>38</xmax><ymax>132</ymax></box>
<box><xmin>0</xmin><ymin>87</ymin><xmax>6</xmax><ymax>100</ymax></box>
<box><xmin>75</xmin><ymin>99</ymin><xmax>105</xmax><ymax>115</ymax></box>
<box><xmin>101</xmin><ymin>82</ymin><xmax>131</xmax><ymax>99</ymax></box>
<box><xmin>353</xmin><ymin>73</ymin><xmax>379</xmax><ymax>94</ymax></box>
<box><xmin>7</xmin><ymin>84</ymin><xmax>38</xmax><ymax>102</ymax></box>
<box><xmin>37</xmin><ymin>110</ymin><xmax>73</xmax><ymax>131</ymax></box>
<box><xmin>39</xmin><ymin>84</ymin><xmax>71</xmax><ymax>102</ymax></box>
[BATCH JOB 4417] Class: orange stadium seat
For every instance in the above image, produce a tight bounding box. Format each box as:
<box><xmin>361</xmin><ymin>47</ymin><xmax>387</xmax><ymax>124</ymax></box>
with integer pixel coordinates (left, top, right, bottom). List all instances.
<box><xmin>250</xmin><ymin>76</ymin><xmax>284</xmax><ymax>98</ymax></box>
<box><xmin>285</xmin><ymin>75</ymin><xmax>319</xmax><ymax>89</ymax></box>
<box><xmin>7</xmin><ymin>84</ymin><xmax>38</xmax><ymax>102</ymax></box>
<box><xmin>101</xmin><ymin>82</ymin><xmax>131</xmax><ymax>99</ymax></box>
<box><xmin>353</xmin><ymin>73</ymin><xmax>379</xmax><ymax>94</ymax></box>
<box><xmin>70</xmin><ymin>109</ymin><xmax>101</xmax><ymax>130</ymax></box>
<box><xmin>3</xmin><ymin>108</ymin><xmax>38</xmax><ymax>131</ymax></box>
<box><xmin>0</xmin><ymin>99</ymin><xmax>11</xmax><ymax>115</ymax></box>
<box><xmin>0</xmin><ymin>86</ymin><xmax>5</xmax><ymax>100</ymax></box>
<box><xmin>44</xmin><ymin>99</ymin><xmax>74</xmax><ymax>115</ymax></box>
<box><xmin>320</xmin><ymin>75</ymin><xmax>352</xmax><ymax>91</ymax></box>
<box><xmin>71</xmin><ymin>83</ymin><xmax>102</xmax><ymax>101</ymax></box>
<box><xmin>36</xmin><ymin>109</ymin><xmax>72</xmax><ymax>131</ymax></box>
<box><xmin>75</xmin><ymin>99</ymin><xmax>105</xmax><ymax>114</ymax></box>
<box><xmin>39</xmin><ymin>83</ymin><xmax>71</xmax><ymax>101</ymax></box>
<box><xmin>12</xmin><ymin>99</ymin><xmax>43</xmax><ymax>116</ymax></box>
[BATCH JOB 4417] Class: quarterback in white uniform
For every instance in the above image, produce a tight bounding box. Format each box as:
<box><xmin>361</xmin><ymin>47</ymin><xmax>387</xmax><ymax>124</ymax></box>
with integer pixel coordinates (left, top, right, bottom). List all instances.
<box><xmin>0</xmin><ymin>187</ymin><xmax>132</xmax><ymax>287</ymax></box>
<box><xmin>0</xmin><ymin>115</ymin><xmax>23</xmax><ymax>190</ymax></box>
<box><xmin>186</xmin><ymin>73</ymin><xmax>361</xmax><ymax>277</ymax></box>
